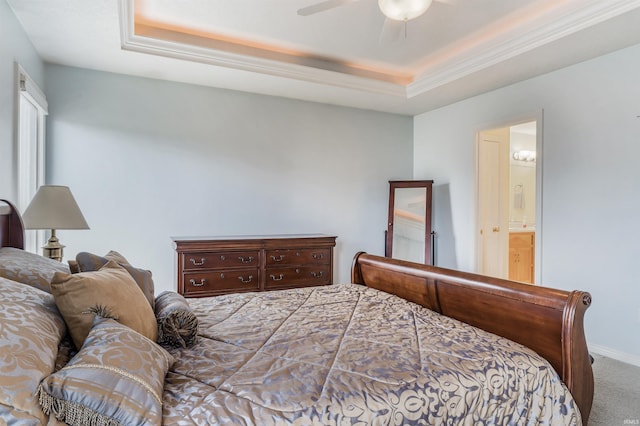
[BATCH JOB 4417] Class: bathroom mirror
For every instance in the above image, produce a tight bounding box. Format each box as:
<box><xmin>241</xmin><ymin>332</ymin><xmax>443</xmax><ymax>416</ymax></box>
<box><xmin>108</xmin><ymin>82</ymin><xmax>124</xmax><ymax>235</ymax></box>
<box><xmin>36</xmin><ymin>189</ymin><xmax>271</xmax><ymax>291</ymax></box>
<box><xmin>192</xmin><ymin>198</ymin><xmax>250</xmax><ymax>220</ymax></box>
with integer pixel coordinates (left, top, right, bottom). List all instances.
<box><xmin>385</xmin><ymin>180</ymin><xmax>433</xmax><ymax>264</ymax></box>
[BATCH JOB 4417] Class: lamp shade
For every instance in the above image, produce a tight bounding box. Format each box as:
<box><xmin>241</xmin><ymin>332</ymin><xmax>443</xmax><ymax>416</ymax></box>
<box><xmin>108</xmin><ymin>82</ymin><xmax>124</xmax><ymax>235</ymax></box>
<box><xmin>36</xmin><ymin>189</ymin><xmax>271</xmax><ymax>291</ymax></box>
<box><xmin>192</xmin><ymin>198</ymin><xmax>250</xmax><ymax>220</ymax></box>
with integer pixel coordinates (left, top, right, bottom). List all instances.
<box><xmin>378</xmin><ymin>0</ymin><xmax>433</xmax><ymax>21</ymax></box>
<box><xmin>22</xmin><ymin>185</ymin><xmax>89</xmax><ymax>230</ymax></box>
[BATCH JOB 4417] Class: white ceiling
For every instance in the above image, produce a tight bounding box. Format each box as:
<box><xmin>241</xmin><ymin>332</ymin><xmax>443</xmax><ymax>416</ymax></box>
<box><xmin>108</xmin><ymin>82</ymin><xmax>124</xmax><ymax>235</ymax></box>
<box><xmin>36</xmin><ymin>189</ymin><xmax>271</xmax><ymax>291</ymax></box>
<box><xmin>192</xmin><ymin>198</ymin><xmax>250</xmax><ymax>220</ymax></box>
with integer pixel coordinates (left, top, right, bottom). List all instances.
<box><xmin>8</xmin><ymin>0</ymin><xmax>640</xmax><ymax>115</ymax></box>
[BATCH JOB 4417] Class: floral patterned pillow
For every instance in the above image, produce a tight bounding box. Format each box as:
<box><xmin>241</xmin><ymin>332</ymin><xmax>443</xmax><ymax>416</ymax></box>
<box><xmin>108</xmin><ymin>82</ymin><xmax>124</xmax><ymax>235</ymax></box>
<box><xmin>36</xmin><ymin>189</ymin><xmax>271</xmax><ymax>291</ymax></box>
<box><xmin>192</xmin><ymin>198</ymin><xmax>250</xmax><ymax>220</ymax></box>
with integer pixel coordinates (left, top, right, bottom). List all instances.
<box><xmin>0</xmin><ymin>247</ymin><xmax>69</xmax><ymax>293</ymax></box>
<box><xmin>0</xmin><ymin>276</ymin><xmax>66</xmax><ymax>424</ymax></box>
<box><xmin>38</xmin><ymin>317</ymin><xmax>174</xmax><ymax>426</ymax></box>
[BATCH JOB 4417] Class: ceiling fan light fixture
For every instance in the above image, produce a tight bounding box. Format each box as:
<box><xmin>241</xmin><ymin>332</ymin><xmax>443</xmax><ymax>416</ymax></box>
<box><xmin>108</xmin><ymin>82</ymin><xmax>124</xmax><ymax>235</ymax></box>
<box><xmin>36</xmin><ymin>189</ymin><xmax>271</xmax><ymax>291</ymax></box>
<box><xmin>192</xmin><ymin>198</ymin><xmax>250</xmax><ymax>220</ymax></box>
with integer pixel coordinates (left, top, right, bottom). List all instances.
<box><xmin>378</xmin><ymin>0</ymin><xmax>433</xmax><ymax>21</ymax></box>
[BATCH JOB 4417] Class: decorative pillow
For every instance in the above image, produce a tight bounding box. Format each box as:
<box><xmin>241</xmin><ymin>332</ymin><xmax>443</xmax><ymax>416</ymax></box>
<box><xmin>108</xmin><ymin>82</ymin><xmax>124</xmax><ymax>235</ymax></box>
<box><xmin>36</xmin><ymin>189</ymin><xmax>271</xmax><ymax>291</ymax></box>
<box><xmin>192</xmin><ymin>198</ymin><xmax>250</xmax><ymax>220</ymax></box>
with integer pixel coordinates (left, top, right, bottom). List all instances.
<box><xmin>75</xmin><ymin>250</ymin><xmax>155</xmax><ymax>309</ymax></box>
<box><xmin>0</xmin><ymin>247</ymin><xmax>69</xmax><ymax>293</ymax></box>
<box><xmin>155</xmin><ymin>291</ymin><xmax>199</xmax><ymax>348</ymax></box>
<box><xmin>38</xmin><ymin>318</ymin><xmax>174</xmax><ymax>426</ymax></box>
<box><xmin>0</xmin><ymin>276</ymin><xmax>67</xmax><ymax>424</ymax></box>
<box><xmin>50</xmin><ymin>260</ymin><xmax>158</xmax><ymax>349</ymax></box>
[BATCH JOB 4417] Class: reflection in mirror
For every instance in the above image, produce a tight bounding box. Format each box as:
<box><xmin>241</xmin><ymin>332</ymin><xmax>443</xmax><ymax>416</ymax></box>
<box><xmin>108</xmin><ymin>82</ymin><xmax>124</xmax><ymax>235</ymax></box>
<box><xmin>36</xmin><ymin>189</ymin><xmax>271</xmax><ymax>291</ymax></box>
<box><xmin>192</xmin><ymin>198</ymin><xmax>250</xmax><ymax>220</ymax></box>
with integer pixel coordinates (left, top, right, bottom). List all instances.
<box><xmin>393</xmin><ymin>188</ymin><xmax>427</xmax><ymax>263</ymax></box>
<box><xmin>386</xmin><ymin>180</ymin><xmax>433</xmax><ymax>265</ymax></box>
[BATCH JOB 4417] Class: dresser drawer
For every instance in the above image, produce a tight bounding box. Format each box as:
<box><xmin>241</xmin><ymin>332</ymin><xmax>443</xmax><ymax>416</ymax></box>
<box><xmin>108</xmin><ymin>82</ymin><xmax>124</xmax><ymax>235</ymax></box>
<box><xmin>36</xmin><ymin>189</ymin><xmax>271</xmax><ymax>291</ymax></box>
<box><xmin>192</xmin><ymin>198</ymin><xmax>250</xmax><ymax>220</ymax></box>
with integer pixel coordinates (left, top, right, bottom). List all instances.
<box><xmin>265</xmin><ymin>265</ymin><xmax>331</xmax><ymax>289</ymax></box>
<box><xmin>182</xmin><ymin>250</ymin><xmax>259</xmax><ymax>271</ymax></box>
<box><xmin>265</xmin><ymin>248</ymin><xmax>331</xmax><ymax>266</ymax></box>
<box><xmin>183</xmin><ymin>269</ymin><xmax>259</xmax><ymax>295</ymax></box>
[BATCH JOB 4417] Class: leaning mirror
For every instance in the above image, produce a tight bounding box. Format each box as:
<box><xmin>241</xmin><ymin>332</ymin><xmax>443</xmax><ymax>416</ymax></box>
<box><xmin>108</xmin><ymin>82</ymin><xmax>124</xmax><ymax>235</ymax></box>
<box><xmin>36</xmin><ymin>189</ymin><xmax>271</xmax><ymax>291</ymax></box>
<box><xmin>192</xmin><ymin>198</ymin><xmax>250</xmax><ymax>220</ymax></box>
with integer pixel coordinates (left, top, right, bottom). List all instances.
<box><xmin>385</xmin><ymin>180</ymin><xmax>433</xmax><ymax>264</ymax></box>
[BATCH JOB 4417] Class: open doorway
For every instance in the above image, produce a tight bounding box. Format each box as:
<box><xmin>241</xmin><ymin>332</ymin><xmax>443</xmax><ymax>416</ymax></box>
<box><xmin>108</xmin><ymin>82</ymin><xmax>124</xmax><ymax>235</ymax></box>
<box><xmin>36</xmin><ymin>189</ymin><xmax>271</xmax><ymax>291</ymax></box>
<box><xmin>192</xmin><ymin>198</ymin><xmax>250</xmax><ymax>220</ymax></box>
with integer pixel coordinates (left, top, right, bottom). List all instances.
<box><xmin>476</xmin><ymin>120</ymin><xmax>539</xmax><ymax>284</ymax></box>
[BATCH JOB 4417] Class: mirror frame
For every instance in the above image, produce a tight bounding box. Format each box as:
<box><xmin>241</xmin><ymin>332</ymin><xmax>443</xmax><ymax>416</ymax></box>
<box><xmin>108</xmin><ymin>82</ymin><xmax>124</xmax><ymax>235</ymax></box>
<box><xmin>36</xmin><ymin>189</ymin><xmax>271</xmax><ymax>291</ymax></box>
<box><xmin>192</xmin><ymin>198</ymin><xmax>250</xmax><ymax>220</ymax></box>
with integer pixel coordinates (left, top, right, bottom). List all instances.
<box><xmin>385</xmin><ymin>180</ymin><xmax>433</xmax><ymax>265</ymax></box>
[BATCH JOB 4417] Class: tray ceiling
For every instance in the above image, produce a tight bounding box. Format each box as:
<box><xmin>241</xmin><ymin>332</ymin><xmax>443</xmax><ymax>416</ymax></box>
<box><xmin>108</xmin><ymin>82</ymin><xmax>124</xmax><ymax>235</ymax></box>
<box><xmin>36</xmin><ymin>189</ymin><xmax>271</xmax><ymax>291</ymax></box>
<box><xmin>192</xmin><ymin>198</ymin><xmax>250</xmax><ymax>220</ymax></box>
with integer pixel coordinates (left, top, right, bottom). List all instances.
<box><xmin>8</xmin><ymin>0</ymin><xmax>640</xmax><ymax>114</ymax></box>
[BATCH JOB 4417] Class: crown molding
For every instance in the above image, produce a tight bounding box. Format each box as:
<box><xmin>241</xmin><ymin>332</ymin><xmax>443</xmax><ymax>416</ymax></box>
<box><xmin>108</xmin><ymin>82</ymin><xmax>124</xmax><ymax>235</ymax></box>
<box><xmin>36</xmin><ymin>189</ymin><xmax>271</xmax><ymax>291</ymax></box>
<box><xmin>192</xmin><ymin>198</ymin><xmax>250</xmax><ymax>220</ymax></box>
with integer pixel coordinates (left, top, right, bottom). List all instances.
<box><xmin>119</xmin><ymin>0</ymin><xmax>406</xmax><ymax>97</ymax></box>
<box><xmin>407</xmin><ymin>0</ymin><xmax>640</xmax><ymax>98</ymax></box>
<box><xmin>119</xmin><ymin>0</ymin><xmax>640</xmax><ymax>100</ymax></box>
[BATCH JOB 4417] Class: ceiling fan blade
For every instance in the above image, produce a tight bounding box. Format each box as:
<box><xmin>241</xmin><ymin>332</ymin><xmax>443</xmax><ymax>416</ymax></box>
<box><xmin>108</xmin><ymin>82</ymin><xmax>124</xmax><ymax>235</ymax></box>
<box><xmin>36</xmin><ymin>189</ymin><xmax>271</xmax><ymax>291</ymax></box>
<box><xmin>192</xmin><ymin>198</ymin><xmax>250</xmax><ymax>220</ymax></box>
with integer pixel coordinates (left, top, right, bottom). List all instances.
<box><xmin>297</xmin><ymin>0</ymin><xmax>360</xmax><ymax>16</ymax></box>
<box><xmin>379</xmin><ymin>17</ymin><xmax>404</xmax><ymax>44</ymax></box>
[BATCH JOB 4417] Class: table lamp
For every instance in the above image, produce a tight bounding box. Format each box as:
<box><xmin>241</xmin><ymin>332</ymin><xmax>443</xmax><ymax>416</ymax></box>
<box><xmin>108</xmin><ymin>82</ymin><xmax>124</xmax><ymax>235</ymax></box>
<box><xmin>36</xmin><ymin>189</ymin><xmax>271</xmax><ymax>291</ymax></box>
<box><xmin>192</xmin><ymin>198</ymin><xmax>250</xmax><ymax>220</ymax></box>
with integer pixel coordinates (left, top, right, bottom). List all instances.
<box><xmin>22</xmin><ymin>185</ymin><xmax>89</xmax><ymax>261</ymax></box>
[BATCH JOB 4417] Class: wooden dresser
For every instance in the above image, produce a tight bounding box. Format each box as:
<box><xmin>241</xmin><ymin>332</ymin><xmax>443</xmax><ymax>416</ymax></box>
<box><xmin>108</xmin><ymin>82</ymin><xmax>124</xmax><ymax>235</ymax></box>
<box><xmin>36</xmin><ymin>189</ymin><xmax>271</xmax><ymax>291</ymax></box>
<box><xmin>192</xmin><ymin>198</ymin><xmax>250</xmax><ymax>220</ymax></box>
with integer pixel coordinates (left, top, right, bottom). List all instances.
<box><xmin>172</xmin><ymin>234</ymin><xmax>337</xmax><ymax>297</ymax></box>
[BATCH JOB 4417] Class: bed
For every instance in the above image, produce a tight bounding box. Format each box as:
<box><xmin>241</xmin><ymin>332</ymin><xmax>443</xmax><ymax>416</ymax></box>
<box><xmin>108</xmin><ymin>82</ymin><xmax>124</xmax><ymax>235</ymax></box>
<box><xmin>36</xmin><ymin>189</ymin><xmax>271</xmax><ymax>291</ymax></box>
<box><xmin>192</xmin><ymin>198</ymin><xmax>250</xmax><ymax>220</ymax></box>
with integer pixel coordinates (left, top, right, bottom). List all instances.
<box><xmin>0</xmin><ymin>199</ymin><xmax>594</xmax><ymax>425</ymax></box>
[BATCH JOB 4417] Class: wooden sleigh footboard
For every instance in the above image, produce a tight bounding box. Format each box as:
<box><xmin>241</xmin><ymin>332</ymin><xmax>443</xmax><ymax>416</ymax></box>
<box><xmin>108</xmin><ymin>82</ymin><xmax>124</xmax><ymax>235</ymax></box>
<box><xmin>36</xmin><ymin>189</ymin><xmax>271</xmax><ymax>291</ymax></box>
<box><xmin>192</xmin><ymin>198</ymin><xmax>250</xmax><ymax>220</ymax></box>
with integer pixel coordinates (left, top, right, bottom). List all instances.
<box><xmin>351</xmin><ymin>252</ymin><xmax>594</xmax><ymax>423</ymax></box>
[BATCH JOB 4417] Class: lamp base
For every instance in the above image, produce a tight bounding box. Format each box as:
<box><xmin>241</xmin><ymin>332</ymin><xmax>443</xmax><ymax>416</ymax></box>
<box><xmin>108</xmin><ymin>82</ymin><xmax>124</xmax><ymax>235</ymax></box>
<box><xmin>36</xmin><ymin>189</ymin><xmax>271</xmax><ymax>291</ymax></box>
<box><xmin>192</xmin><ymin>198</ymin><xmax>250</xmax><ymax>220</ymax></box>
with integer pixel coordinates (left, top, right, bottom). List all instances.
<box><xmin>42</xmin><ymin>230</ymin><xmax>65</xmax><ymax>262</ymax></box>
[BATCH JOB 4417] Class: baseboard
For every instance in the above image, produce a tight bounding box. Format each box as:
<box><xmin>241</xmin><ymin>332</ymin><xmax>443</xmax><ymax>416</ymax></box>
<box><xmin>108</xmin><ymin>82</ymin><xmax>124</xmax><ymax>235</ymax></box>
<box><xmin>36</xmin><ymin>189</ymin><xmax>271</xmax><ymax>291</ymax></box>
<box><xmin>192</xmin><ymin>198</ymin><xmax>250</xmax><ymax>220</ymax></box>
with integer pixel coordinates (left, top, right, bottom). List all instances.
<box><xmin>589</xmin><ymin>343</ymin><xmax>640</xmax><ymax>367</ymax></box>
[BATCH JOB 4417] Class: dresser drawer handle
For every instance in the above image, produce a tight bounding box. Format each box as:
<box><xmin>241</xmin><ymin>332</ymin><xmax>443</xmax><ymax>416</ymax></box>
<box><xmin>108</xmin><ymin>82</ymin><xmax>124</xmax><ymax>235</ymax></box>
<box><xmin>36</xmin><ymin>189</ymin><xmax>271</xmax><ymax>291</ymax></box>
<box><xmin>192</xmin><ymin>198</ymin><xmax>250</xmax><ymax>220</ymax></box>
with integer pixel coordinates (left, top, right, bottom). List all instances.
<box><xmin>312</xmin><ymin>253</ymin><xmax>324</xmax><ymax>260</ymax></box>
<box><xmin>311</xmin><ymin>271</ymin><xmax>324</xmax><ymax>278</ymax></box>
<box><xmin>270</xmin><ymin>273</ymin><xmax>284</xmax><ymax>281</ymax></box>
<box><xmin>189</xmin><ymin>278</ymin><xmax>206</xmax><ymax>287</ymax></box>
<box><xmin>238</xmin><ymin>256</ymin><xmax>254</xmax><ymax>264</ymax></box>
<box><xmin>189</xmin><ymin>258</ymin><xmax>206</xmax><ymax>266</ymax></box>
<box><xmin>270</xmin><ymin>255</ymin><xmax>285</xmax><ymax>262</ymax></box>
<box><xmin>238</xmin><ymin>275</ymin><xmax>253</xmax><ymax>284</ymax></box>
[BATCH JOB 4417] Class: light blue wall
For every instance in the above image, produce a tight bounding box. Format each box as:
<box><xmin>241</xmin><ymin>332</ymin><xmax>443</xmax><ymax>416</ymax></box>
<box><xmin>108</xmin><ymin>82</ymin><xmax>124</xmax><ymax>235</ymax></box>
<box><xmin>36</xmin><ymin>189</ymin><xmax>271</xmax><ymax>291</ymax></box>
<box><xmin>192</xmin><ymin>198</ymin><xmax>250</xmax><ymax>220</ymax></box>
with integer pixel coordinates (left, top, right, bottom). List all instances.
<box><xmin>44</xmin><ymin>64</ymin><xmax>413</xmax><ymax>292</ymax></box>
<box><xmin>414</xmin><ymin>43</ymin><xmax>640</xmax><ymax>362</ymax></box>
<box><xmin>0</xmin><ymin>0</ymin><xmax>44</xmax><ymax>201</ymax></box>
<box><xmin>7</xmin><ymin>0</ymin><xmax>638</xmax><ymax>364</ymax></box>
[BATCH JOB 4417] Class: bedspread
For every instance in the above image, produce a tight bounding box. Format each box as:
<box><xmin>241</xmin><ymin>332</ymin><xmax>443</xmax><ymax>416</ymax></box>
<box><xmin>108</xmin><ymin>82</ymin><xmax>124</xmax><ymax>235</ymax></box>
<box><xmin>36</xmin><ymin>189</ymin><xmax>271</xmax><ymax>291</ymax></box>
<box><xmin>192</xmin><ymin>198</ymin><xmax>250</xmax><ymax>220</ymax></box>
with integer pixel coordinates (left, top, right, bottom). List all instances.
<box><xmin>162</xmin><ymin>284</ymin><xmax>580</xmax><ymax>425</ymax></box>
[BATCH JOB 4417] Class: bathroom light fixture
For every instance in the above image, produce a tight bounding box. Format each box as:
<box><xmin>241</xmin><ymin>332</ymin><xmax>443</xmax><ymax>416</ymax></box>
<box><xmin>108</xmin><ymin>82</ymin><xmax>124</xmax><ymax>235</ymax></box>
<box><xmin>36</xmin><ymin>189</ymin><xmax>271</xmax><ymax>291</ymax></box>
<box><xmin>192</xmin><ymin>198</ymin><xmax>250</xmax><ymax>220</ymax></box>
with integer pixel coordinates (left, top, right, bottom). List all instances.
<box><xmin>513</xmin><ymin>150</ymin><xmax>536</xmax><ymax>162</ymax></box>
<box><xmin>378</xmin><ymin>0</ymin><xmax>433</xmax><ymax>21</ymax></box>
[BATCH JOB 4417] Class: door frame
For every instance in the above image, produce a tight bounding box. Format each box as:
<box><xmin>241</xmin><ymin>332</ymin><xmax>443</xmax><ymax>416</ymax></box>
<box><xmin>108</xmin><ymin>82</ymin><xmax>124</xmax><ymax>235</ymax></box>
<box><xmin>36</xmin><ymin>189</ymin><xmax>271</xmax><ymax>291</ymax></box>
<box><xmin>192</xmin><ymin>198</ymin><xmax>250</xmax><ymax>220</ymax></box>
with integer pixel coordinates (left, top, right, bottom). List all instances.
<box><xmin>474</xmin><ymin>110</ymin><xmax>544</xmax><ymax>283</ymax></box>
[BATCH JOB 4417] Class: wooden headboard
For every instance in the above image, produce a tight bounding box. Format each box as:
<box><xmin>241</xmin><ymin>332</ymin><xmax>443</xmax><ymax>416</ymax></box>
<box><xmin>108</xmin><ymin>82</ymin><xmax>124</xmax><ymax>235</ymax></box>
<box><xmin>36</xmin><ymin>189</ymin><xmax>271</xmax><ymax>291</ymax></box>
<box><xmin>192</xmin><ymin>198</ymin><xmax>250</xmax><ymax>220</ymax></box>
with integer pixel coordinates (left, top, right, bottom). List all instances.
<box><xmin>351</xmin><ymin>252</ymin><xmax>594</xmax><ymax>424</ymax></box>
<box><xmin>0</xmin><ymin>200</ymin><xmax>24</xmax><ymax>249</ymax></box>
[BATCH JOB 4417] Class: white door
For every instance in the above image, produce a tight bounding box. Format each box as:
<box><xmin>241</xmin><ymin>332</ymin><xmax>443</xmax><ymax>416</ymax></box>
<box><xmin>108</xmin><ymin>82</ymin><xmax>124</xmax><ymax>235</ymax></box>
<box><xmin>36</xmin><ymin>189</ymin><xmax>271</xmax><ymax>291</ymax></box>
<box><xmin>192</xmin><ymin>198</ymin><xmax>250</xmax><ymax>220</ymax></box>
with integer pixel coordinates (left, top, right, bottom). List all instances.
<box><xmin>477</xmin><ymin>127</ymin><xmax>510</xmax><ymax>278</ymax></box>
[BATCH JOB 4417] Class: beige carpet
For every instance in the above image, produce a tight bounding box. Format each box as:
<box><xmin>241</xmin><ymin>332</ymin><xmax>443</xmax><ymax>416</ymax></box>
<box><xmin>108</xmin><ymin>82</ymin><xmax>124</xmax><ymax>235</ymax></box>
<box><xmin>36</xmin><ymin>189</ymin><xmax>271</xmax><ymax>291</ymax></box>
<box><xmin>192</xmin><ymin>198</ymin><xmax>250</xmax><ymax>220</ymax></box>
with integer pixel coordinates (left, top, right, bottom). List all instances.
<box><xmin>588</xmin><ymin>353</ymin><xmax>640</xmax><ymax>425</ymax></box>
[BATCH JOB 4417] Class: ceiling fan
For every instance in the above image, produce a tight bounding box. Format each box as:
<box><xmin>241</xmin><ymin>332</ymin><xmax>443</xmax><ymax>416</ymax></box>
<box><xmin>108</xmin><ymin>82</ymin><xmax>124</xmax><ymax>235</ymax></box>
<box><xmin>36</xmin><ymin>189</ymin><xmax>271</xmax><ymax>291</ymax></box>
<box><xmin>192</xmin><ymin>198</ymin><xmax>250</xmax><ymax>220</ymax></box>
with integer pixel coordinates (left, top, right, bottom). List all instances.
<box><xmin>298</xmin><ymin>0</ymin><xmax>453</xmax><ymax>42</ymax></box>
<box><xmin>298</xmin><ymin>0</ymin><xmax>448</xmax><ymax>21</ymax></box>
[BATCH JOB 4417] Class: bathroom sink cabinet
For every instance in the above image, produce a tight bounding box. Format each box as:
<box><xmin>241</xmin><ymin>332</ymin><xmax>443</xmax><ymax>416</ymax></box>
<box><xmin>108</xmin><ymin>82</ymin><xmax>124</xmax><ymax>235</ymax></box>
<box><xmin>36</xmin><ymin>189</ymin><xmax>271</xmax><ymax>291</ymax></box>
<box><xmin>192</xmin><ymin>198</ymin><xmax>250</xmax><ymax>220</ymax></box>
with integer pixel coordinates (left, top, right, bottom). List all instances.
<box><xmin>509</xmin><ymin>231</ymin><xmax>535</xmax><ymax>284</ymax></box>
